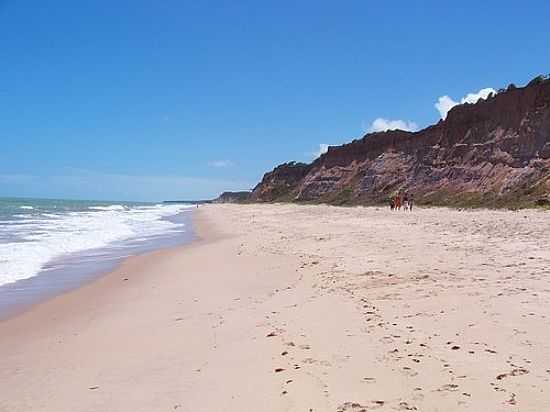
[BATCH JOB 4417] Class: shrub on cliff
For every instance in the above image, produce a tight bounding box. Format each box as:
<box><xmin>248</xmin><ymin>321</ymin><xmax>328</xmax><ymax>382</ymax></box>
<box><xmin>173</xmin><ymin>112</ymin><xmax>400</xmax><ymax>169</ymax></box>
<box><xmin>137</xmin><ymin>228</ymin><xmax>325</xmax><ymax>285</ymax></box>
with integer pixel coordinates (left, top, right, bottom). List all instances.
<box><xmin>527</xmin><ymin>74</ymin><xmax>549</xmax><ymax>87</ymax></box>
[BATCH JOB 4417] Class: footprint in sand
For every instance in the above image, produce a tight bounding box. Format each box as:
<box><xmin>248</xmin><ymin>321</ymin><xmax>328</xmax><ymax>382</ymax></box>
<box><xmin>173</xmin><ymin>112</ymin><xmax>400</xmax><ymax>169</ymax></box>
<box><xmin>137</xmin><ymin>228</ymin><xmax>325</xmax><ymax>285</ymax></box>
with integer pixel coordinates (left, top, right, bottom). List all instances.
<box><xmin>496</xmin><ymin>368</ymin><xmax>529</xmax><ymax>380</ymax></box>
<box><xmin>337</xmin><ymin>401</ymin><xmax>385</xmax><ymax>411</ymax></box>
<box><xmin>489</xmin><ymin>383</ymin><xmax>506</xmax><ymax>392</ymax></box>
<box><xmin>398</xmin><ymin>401</ymin><xmax>418</xmax><ymax>410</ymax></box>
<box><xmin>401</xmin><ymin>367</ymin><xmax>418</xmax><ymax>377</ymax></box>
<box><xmin>438</xmin><ymin>383</ymin><xmax>459</xmax><ymax>392</ymax></box>
<box><xmin>266</xmin><ymin>328</ymin><xmax>286</xmax><ymax>337</ymax></box>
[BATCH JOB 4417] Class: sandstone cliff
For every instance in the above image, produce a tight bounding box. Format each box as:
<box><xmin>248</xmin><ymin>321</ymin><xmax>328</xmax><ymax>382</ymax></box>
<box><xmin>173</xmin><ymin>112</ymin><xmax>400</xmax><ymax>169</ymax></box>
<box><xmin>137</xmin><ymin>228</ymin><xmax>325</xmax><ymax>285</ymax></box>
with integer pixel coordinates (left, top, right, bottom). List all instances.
<box><xmin>250</xmin><ymin>76</ymin><xmax>550</xmax><ymax>208</ymax></box>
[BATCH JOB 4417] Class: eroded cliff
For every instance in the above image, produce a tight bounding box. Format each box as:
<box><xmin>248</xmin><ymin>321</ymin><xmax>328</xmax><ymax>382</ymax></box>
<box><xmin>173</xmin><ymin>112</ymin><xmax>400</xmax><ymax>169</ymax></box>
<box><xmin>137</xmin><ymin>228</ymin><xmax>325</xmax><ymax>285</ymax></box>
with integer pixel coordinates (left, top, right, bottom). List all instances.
<box><xmin>251</xmin><ymin>76</ymin><xmax>550</xmax><ymax>208</ymax></box>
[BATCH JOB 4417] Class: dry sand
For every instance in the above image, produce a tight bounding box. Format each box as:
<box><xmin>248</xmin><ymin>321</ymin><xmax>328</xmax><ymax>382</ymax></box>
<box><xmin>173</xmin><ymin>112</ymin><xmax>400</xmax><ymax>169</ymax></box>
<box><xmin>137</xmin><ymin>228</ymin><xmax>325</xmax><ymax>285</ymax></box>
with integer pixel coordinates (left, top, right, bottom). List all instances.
<box><xmin>1</xmin><ymin>204</ymin><xmax>550</xmax><ymax>411</ymax></box>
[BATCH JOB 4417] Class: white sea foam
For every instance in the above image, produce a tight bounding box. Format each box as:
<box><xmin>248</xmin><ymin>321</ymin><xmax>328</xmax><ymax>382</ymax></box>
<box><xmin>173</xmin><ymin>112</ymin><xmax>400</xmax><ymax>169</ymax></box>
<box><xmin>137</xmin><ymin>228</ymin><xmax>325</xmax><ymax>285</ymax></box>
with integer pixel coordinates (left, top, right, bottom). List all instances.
<box><xmin>88</xmin><ymin>205</ymin><xmax>126</xmax><ymax>211</ymax></box>
<box><xmin>19</xmin><ymin>205</ymin><xmax>34</xmax><ymax>210</ymax></box>
<box><xmin>0</xmin><ymin>204</ymin><xmax>194</xmax><ymax>286</ymax></box>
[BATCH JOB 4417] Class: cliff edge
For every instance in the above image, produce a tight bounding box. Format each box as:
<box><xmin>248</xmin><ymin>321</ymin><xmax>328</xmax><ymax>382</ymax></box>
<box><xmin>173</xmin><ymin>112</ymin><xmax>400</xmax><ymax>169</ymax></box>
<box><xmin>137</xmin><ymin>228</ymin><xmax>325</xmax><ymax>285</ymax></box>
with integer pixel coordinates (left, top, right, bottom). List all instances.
<box><xmin>250</xmin><ymin>76</ymin><xmax>550</xmax><ymax>208</ymax></box>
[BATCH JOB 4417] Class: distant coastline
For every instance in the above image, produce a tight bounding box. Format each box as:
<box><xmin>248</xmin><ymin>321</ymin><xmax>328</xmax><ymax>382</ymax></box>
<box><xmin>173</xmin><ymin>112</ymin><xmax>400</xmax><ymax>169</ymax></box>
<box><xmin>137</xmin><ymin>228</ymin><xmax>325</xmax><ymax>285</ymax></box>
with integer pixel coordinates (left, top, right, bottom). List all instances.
<box><xmin>163</xmin><ymin>200</ymin><xmax>213</xmax><ymax>204</ymax></box>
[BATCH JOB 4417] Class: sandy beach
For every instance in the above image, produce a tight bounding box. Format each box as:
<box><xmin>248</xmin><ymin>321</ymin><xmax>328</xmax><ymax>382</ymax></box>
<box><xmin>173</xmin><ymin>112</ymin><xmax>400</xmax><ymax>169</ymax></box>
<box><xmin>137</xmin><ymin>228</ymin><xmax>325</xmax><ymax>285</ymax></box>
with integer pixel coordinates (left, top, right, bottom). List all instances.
<box><xmin>1</xmin><ymin>204</ymin><xmax>550</xmax><ymax>411</ymax></box>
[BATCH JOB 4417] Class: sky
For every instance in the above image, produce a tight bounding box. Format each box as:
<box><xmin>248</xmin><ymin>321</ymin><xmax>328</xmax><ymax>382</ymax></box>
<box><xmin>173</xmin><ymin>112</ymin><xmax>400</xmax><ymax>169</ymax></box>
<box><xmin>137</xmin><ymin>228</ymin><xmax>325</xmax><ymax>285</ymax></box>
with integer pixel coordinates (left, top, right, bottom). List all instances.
<box><xmin>1</xmin><ymin>1</ymin><xmax>549</xmax><ymax>201</ymax></box>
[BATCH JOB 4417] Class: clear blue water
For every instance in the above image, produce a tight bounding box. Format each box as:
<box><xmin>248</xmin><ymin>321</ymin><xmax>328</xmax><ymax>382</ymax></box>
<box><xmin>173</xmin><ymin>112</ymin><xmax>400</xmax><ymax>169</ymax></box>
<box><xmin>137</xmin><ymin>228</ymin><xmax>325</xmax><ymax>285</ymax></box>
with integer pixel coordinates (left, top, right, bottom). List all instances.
<box><xmin>0</xmin><ymin>197</ymin><xmax>195</xmax><ymax>319</ymax></box>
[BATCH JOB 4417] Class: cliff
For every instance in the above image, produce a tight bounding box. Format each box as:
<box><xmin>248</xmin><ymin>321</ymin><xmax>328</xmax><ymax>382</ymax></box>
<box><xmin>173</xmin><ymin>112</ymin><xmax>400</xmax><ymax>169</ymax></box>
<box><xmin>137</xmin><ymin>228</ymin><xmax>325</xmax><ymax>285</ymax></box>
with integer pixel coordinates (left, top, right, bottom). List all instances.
<box><xmin>251</xmin><ymin>75</ymin><xmax>550</xmax><ymax>208</ymax></box>
<box><xmin>250</xmin><ymin>162</ymin><xmax>312</xmax><ymax>202</ymax></box>
<box><xmin>213</xmin><ymin>191</ymin><xmax>252</xmax><ymax>203</ymax></box>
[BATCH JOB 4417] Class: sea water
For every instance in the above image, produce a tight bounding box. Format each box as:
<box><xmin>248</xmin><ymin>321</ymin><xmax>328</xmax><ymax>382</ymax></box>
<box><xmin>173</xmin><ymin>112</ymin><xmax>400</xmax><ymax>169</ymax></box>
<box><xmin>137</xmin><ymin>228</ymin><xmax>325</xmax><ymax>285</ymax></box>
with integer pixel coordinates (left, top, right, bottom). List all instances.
<box><xmin>0</xmin><ymin>197</ymin><xmax>195</xmax><ymax>318</ymax></box>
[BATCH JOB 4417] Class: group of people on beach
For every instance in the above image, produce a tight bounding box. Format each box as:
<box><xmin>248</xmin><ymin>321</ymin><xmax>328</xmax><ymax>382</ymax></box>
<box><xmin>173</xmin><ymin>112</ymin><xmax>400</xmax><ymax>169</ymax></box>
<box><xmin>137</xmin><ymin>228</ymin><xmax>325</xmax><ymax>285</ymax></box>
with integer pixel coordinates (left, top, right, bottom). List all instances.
<box><xmin>389</xmin><ymin>192</ymin><xmax>413</xmax><ymax>211</ymax></box>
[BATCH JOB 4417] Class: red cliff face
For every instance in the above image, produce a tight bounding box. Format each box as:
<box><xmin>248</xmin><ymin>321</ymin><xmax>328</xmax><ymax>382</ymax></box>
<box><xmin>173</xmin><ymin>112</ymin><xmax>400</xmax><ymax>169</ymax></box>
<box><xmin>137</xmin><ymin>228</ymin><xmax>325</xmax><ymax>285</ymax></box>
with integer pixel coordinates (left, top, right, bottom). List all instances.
<box><xmin>251</xmin><ymin>76</ymin><xmax>550</xmax><ymax>207</ymax></box>
<box><xmin>250</xmin><ymin>162</ymin><xmax>312</xmax><ymax>202</ymax></box>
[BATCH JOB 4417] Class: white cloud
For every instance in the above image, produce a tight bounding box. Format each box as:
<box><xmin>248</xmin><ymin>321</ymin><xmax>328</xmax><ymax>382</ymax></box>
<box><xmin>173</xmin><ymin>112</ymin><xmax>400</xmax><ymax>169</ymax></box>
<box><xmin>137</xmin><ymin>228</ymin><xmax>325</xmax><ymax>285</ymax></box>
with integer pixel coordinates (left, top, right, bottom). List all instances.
<box><xmin>368</xmin><ymin>118</ymin><xmax>419</xmax><ymax>133</ymax></box>
<box><xmin>461</xmin><ymin>88</ymin><xmax>497</xmax><ymax>104</ymax></box>
<box><xmin>435</xmin><ymin>87</ymin><xmax>496</xmax><ymax>119</ymax></box>
<box><xmin>434</xmin><ymin>96</ymin><xmax>457</xmax><ymax>120</ymax></box>
<box><xmin>207</xmin><ymin>160</ymin><xmax>233</xmax><ymax>168</ymax></box>
<box><xmin>312</xmin><ymin>143</ymin><xmax>330</xmax><ymax>158</ymax></box>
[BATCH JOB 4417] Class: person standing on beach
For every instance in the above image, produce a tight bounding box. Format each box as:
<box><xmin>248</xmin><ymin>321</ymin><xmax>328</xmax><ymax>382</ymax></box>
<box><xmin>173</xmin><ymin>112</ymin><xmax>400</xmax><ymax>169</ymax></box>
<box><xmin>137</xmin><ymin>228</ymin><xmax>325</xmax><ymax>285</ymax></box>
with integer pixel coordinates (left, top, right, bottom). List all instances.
<box><xmin>409</xmin><ymin>194</ymin><xmax>414</xmax><ymax>211</ymax></box>
<box><xmin>394</xmin><ymin>193</ymin><xmax>401</xmax><ymax>210</ymax></box>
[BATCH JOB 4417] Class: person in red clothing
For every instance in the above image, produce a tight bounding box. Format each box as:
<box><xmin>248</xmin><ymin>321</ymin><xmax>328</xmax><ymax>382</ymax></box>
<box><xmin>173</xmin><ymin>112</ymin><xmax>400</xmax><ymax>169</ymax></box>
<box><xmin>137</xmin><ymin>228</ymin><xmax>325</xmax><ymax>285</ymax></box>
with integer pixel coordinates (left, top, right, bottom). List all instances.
<box><xmin>394</xmin><ymin>193</ymin><xmax>401</xmax><ymax>210</ymax></box>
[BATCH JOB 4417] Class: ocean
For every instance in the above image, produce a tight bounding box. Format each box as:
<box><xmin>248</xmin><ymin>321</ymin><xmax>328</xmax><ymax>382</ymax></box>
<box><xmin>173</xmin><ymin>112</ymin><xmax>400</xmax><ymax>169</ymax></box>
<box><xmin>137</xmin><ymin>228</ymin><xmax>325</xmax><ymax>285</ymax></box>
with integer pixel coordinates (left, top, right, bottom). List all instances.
<box><xmin>0</xmin><ymin>197</ymin><xmax>195</xmax><ymax>318</ymax></box>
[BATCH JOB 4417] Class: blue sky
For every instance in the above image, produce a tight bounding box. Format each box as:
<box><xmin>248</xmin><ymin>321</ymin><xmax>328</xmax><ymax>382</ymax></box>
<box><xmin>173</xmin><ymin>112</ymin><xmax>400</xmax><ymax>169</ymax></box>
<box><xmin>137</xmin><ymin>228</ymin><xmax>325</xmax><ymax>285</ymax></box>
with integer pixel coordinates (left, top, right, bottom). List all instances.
<box><xmin>1</xmin><ymin>1</ymin><xmax>549</xmax><ymax>201</ymax></box>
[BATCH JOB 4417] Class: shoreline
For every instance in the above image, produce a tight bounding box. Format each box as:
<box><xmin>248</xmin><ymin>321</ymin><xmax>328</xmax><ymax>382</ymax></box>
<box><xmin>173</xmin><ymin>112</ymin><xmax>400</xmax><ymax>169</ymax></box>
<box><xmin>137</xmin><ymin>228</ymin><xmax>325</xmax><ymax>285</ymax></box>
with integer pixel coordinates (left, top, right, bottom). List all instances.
<box><xmin>2</xmin><ymin>204</ymin><xmax>550</xmax><ymax>411</ymax></box>
<box><xmin>0</xmin><ymin>205</ymin><xmax>304</xmax><ymax>411</ymax></box>
<box><xmin>0</xmin><ymin>209</ymin><xmax>195</xmax><ymax>322</ymax></box>
<box><xmin>0</xmin><ymin>209</ymin><xmax>209</xmax><ymax>325</ymax></box>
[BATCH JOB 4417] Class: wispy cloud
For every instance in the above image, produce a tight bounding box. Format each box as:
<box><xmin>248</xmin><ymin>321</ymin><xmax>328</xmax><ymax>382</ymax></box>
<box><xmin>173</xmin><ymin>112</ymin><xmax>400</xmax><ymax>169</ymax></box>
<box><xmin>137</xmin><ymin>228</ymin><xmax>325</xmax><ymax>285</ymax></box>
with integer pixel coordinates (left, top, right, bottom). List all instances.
<box><xmin>435</xmin><ymin>87</ymin><xmax>496</xmax><ymax>119</ymax></box>
<box><xmin>207</xmin><ymin>160</ymin><xmax>234</xmax><ymax>168</ymax></box>
<box><xmin>366</xmin><ymin>118</ymin><xmax>419</xmax><ymax>133</ymax></box>
<box><xmin>0</xmin><ymin>169</ymin><xmax>253</xmax><ymax>202</ymax></box>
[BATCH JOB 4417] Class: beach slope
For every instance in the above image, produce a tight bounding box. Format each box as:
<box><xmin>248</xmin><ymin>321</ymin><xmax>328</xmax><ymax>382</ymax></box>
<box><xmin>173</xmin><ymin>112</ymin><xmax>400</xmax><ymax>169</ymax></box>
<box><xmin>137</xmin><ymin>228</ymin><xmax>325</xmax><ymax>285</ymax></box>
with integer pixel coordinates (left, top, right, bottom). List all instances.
<box><xmin>1</xmin><ymin>204</ymin><xmax>550</xmax><ymax>411</ymax></box>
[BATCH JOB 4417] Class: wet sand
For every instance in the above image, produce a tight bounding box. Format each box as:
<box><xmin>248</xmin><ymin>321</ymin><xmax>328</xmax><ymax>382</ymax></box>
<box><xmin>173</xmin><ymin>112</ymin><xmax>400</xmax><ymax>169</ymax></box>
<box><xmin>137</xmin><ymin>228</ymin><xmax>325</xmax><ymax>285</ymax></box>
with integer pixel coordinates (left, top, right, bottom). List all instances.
<box><xmin>0</xmin><ymin>209</ymin><xmax>194</xmax><ymax>321</ymax></box>
<box><xmin>1</xmin><ymin>204</ymin><xmax>550</xmax><ymax>411</ymax></box>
